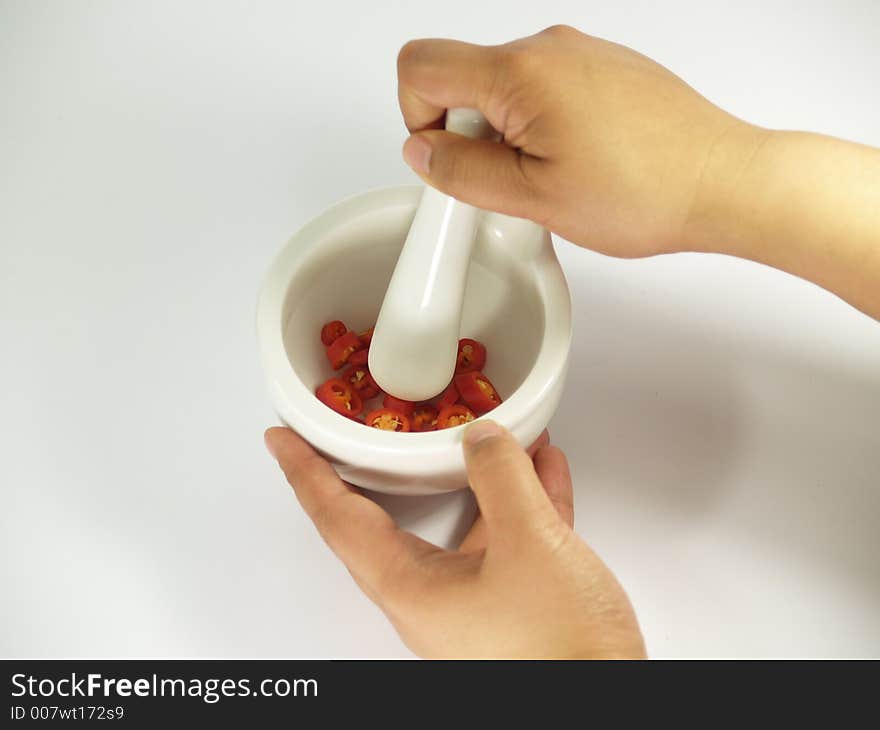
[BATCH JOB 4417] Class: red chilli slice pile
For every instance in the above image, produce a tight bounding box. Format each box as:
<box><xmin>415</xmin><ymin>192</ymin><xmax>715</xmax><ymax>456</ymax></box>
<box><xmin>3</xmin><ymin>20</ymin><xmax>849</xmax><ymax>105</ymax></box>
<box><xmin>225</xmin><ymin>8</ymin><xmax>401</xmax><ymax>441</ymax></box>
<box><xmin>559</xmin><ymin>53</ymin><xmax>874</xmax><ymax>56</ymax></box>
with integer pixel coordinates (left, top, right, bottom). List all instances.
<box><xmin>314</xmin><ymin>320</ymin><xmax>502</xmax><ymax>431</ymax></box>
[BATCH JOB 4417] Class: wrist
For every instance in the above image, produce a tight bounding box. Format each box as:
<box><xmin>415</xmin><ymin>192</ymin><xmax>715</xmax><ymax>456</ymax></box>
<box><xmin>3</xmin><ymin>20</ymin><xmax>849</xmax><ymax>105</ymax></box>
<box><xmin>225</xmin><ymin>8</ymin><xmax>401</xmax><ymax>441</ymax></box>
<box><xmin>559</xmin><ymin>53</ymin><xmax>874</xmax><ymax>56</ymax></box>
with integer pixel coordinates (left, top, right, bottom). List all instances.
<box><xmin>680</xmin><ymin>118</ymin><xmax>776</xmax><ymax>259</ymax></box>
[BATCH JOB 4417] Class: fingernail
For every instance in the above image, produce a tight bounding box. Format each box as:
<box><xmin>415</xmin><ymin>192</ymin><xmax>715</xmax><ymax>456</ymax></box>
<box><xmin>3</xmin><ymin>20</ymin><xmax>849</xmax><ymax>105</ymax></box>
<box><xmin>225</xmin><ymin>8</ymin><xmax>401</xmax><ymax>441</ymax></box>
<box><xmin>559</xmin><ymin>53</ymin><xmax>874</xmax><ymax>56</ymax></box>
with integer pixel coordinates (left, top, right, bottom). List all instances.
<box><xmin>403</xmin><ymin>134</ymin><xmax>432</xmax><ymax>175</ymax></box>
<box><xmin>463</xmin><ymin>420</ymin><xmax>502</xmax><ymax>446</ymax></box>
<box><xmin>264</xmin><ymin>430</ymin><xmax>278</xmax><ymax>460</ymax></box>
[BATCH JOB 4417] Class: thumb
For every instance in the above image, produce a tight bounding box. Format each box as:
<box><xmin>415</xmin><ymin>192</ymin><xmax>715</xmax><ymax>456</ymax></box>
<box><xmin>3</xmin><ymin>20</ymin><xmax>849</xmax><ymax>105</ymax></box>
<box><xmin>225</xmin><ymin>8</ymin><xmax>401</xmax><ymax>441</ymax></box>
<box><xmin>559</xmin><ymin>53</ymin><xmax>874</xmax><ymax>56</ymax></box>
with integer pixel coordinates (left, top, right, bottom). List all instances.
<box><xmin>462</xmin><ymin>420</ymin><xmax>562</xmax><ymax>540</ymax></box>
<box><xmin>402</xmin><ymin>130</ymin><xmax>542</xmax><ymax>221</ymax></box>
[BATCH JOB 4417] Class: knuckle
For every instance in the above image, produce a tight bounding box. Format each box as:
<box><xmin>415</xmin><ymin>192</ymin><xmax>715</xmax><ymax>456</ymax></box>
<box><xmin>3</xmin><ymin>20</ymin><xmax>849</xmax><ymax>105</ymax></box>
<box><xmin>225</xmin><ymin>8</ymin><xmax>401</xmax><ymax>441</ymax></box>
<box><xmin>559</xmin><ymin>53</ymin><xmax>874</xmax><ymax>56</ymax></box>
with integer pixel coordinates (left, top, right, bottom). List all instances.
<box><xmin>537</xmin><ymin>521</ymin><xmax>574</xmax><ymax>556</ymax></box>
<box><xmin>468</xmin><ymin>436</ymin><xmax>527</xmax><ymax>478</ymax></box>
<box><xmin>501</xmin><ymin>25</ymin><xmax>579</xmax><ymax>76</ymax></box>
<box><xmin>397</xmin><ymin>39</ymin><xmax>426</xmax><ymax>77</ymax></box>
<box><xmin>443</xmin><ymin>140</ymin><xmax>474</xmax><ymax>189</ymax></box>
<box><xmin>436</xmin><ymin>138</ymin><xmax>461</xmax><ymax>183</ymax></box>
<box><xmin>541</xmin><ymin>23</ymin><xmax>578</xmax><ymax>38</ymax></box>
<box><xmin>431</xmin><ymin>135</ymin><xmax>468</xmax><ymax>188</ymax></box>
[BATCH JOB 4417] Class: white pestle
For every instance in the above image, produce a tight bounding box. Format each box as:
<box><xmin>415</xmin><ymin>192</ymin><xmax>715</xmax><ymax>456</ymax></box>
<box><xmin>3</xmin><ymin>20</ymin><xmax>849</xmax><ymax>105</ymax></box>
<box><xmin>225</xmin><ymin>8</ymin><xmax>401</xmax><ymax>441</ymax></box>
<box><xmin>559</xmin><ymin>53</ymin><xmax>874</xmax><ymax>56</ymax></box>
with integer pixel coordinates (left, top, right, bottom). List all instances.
<box><xmin>369</xmin><ymin>108</ymin><xmax>497</xmax><ymax>402</ymax></box>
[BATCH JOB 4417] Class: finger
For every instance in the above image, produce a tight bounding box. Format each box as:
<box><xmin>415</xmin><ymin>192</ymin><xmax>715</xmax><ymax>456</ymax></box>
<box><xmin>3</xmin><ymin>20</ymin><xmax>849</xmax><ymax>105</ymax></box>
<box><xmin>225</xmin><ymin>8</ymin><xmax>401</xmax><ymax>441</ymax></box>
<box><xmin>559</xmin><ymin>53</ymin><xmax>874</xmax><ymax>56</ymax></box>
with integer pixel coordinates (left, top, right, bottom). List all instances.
<box><xmin>458</xmin><ymin>429</ymin><xmax>550</xmax><ymax>553</ymax></box>
<box><xmin>402</xmin><ymin>131</ymin><xmax>543</xmax><ymax>222</ymax></box>
<box><xmin>462</xmin><ymin>420</ymin><xmax>560</xmax><ymax>539</ymax></box>
<box><xmin>533</xmin><ymin>445</ymin><xmax>575</xmax><ymax>528</ymax></box>
<box><xmin>264</xmin><ymin>427</ymin><xmax>440</xmax><ymax>601</ymax></box>
<box><xmin>527</xmin><ymin>429</ymin><xmax>551</xmax><ymax>458</ymax></box>
<box><xmin>397</xmin><ymin>38</ymin><xmax>504</xmax><ymax>132</ymax></box>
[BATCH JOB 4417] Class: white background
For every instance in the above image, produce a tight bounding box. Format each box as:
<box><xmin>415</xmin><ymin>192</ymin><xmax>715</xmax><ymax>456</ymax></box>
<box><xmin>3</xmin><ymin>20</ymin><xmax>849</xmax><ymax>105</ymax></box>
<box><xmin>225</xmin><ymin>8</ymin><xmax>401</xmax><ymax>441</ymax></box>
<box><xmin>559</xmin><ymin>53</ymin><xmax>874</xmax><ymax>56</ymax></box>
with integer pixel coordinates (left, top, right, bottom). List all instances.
<box><xmin>2</xmin><ymin>0</ymin><xmax>879</xmax><ymax>658</ymax></box>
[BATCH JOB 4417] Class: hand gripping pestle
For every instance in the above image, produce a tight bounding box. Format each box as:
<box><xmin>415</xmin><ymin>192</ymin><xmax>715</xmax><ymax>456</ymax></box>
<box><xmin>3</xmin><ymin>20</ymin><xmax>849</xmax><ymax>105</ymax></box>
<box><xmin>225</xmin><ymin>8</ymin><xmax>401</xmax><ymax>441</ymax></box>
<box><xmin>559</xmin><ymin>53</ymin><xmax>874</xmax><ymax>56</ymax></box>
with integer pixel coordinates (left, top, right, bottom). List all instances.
<box><xmin>369</xmin><ymin>109</ymin><xmax>497</xmax><ymax>402</ymax></box>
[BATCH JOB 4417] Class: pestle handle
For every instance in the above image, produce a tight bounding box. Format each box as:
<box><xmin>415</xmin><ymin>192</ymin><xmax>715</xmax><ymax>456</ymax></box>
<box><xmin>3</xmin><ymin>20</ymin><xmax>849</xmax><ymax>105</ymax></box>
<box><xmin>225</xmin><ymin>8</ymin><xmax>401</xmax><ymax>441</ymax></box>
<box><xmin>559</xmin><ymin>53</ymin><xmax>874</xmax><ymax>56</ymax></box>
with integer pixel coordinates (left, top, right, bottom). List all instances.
<box><xmin>368</xmin><ymin>109</ymin><xmax>497</xmax><ymax>402</ymax></box>
<box><xmin>444</xmin><ymin>108</ymin><xmax>496</xmax><ymax>139</ymax></box>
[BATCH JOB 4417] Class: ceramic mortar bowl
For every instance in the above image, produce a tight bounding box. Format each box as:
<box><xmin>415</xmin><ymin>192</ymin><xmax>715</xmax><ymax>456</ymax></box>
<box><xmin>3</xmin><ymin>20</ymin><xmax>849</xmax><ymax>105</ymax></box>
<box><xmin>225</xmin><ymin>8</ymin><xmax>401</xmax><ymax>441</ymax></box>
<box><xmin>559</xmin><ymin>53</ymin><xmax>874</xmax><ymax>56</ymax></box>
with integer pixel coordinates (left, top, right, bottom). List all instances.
<box><xmin>256</xmin><ymin>185</ymin><xmax>571</xmax><ymax>495</ymax></box>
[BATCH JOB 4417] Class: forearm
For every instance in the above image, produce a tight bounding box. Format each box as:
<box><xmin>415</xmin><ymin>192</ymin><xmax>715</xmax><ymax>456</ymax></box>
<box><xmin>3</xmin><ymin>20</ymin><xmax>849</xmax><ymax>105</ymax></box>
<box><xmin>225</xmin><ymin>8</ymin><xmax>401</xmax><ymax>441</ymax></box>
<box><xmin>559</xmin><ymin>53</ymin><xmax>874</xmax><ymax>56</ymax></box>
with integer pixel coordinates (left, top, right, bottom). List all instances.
<box><xmin>685</xmin><ymin>123</ymin><xmax>880</xmax><ymax>319</ymax></box>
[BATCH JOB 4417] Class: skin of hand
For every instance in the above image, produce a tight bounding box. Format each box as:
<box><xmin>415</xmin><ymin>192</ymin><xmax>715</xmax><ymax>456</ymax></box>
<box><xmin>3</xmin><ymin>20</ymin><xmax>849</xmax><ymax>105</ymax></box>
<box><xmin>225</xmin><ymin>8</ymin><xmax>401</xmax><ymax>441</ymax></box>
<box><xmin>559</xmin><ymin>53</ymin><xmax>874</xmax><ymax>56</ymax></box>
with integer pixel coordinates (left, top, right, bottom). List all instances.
<box><xmin>398</xmin><ymin>25</ymin><xmax>880</xmax><ymax>319</ymax></box>
<box><xmin>265</xmin><ymin>421</ymin><xmax>646</xmax><ymax>659</ymax></box>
